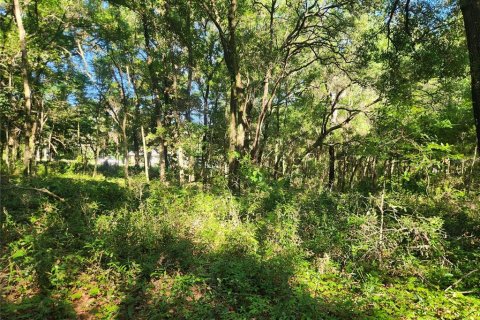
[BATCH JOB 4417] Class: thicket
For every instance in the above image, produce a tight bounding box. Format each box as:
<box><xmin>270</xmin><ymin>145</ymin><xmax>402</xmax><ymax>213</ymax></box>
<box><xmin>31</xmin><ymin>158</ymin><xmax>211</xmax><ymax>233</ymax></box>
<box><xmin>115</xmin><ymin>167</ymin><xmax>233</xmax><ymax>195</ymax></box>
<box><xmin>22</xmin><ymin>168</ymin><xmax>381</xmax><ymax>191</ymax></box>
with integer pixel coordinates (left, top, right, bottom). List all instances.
<box><xmin>1</xmin><ymin>165</ymin><xmax>479</xmax><ymax>319</ymax></box>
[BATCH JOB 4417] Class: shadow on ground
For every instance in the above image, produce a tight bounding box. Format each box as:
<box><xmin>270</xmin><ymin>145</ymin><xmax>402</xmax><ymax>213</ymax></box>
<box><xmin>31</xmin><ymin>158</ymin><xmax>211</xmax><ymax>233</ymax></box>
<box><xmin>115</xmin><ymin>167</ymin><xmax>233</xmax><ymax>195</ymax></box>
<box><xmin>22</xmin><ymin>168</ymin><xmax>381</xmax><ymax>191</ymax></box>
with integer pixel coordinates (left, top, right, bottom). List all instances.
<box><xmin>110</xmin><ymin>231</ymin><xmax>378</xmax><ymax>319</ymax></box>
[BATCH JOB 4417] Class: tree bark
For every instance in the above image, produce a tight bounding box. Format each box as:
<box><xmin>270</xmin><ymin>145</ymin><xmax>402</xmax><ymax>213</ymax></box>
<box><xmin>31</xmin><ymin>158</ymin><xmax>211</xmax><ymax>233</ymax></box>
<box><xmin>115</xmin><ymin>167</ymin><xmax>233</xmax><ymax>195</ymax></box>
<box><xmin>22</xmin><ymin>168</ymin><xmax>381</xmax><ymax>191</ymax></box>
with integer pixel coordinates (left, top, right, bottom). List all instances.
<box><xmin>201</xmin><ymin>76</ymin><xmax>210</xmax><ymax>185</ymax></box>
<box><xmin>121</xmin><ymin>114</ymin><xmax>129</xmax><ymax>184</ymax></box>
<box><xmin>130</xmin><ymin>66</ymin><xmax>141</xmax><ymax>168</ymax></box>
<box><xmin>203</xmin><ymin>0</ymin><xmax>246</xmax><ymax>192</ymax></box>
<box><xmin>328</xmin><ymin>144</ymin><xmax>335</xmax><ymax>190</ymax></box>
<box><xmin>141</xmin><ymin>126</ymin><xmax>149</xmax><ymax>182</ymax></box>
<box><xmin>252</xmin><ymin>68</ymin><xmax>271</xmax><ymax>162</ymax></box>
<box><xmin>132</xmin><ymin>117</ymin><xmax>140</xmax><ymax>168</ymax></box>
<box><xmin>185</xmin><ymin>15</ymin><xmax>195</xmax><ymax>182</ymax></box>
<box><xmin>5</xmin><ymin>126</ymin><xmax>10</xmax><ymax>172</ymax></box>
<box><xmin>0</xmin><ymin>123</ymin><xmax>3</xmax><ymax>171</ymax></box>
<box><xmin>8</xmin><ymin>127</ymin><xmax>19</xmax><ymax>171</ymax></box>
<box><xmin>228</xmin><ymin>72</ymin><xmax>244</xmax><ymax>192</ymax></box>
<box><xmin>13</xmin><ymin>0</ymin><xmax>35</xmax><ymax>176</ymax></box>
<box><xmin>226</xmin><ymin>0</ymin><xmax>246</xmax><ymax>192</ymax></box>
<box><xmin>111</xmin><ymin>60</ymin><xmax>130</xmax><ymax>184</ymax></box>
<box><xmin>461</xmin><ymin>0</ymin><xmax>480</xmax><ymax>151</ymax></box>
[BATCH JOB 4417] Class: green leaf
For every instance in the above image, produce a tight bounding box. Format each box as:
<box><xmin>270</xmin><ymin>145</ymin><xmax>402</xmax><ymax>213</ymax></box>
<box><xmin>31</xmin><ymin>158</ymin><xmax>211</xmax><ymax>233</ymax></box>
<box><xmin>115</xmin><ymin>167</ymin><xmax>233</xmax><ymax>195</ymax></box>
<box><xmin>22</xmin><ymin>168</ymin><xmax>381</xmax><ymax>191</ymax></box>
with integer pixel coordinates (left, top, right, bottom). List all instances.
<box><xmin>89</xmin><ymin>287</ymin><xmax>101</xmax><ymax>296</ymax></box>
<box><xmin>12</xmin><ymin>248</ymin><xmax>27</xmax><ymax>259</ymax></box>
<box><xmin>70</xmin><ymin>292</ymin><xmax>82</xmax><ymax>300</ymax></box>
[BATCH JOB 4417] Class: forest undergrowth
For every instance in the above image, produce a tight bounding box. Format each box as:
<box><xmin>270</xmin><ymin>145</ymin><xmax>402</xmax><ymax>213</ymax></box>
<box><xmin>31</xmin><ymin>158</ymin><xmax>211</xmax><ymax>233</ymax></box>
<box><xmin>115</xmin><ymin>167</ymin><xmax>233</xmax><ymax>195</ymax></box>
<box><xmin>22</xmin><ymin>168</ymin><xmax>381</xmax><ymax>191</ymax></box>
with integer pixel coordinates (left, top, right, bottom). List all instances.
<box><xmin>1</xmin><ymin>167</ymin><xmax>479</xmax><ymax>319</ymax></box>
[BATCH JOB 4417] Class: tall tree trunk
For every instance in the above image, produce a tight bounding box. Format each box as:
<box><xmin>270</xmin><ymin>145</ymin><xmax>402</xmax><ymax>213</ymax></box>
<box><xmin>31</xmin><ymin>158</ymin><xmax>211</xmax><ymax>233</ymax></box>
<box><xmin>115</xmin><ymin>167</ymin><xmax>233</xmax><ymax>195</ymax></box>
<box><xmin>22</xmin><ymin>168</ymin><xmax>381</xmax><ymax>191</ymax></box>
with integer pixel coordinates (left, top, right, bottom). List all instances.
<box><xmin>186</xmin><ymin>76</ymin><xmax>195</xmax><ymax>183</ymax></box>
<box><xmin>45</xmin><ymin>128</ymin><xmax>53</xmax><ymax>176</ymax></box>
<box><xmin>226</xmin><ymin>0</ymin><xmax>245</xmax><ymax>192</ymax></box>
<box><xmin>141</xmin><ymin>10</ymin><xmax>167</xmax><ymax>181</ymax></box>
<box><xmin>111</xmin><ymin>60</ymin><xmax>130</xmax><ymax>183</ymax></box>
<box><xmin>252</xmin><ymin>2</ymin><xmax>276</xmax><ymax>163</ymax></box>
<box><xmin>273</xmin><ymin>141</ymin><xmax>281</xmax><ymax>179</ymax></box>
<box><xmin>252</xmin><ymin>68</ymin><xmax>271</xmax><ymax>162</ymax></box>
<box><xmin>5</xmin><ymin>73</ymin><xmax>14</xmax><ymax>173</ymax></box>
<box><xmin>93</xmin><ymin>111</ymin><xmax>100</xmax><ymax>177</ymax></box>
<box><xmin>13</xmin><ymin>0</ymin><xmax>35</xmax><ymax>176</ymax></box>
<box><xmin>185</xmin><ymin>1</ymin><xmax>194</xmax><ymax>123</ymax></box>
<box><xmin>201</xmin><ymin>77</ymin><xmax>210</xmax><ymax>185</ymax></box>
<box><xmin>349</xmin><ymin>156</ymin><xmax>362</xmax><ymax>188</ymax></box>
<box><xmin>132</xmin><ymin>123</ymin><xmax>140</xmax><ymax>167</ymax></box>
<box><xmin>141</xmin><ymin>126</ymin><xmax>149</xmax><ymax>182</ymax></box>
<box><xmin>122</xmin><ymin>115</ymin><xmax>129</xmax><ymax>184</ymax></box>
<box><xmin>461</xmin><ymin>0</ymin><xmax>480</xmax><ymax>151</ymax></box>
<box><xmin>202</xmin><ymin>0</ymin><xmax>248</xmax><ymax>192</ymax></box>
<box><xmin>93</xmin><ymin>146</ymin><xmax>99</xmax><ymax>176</ymax></box>
<box><xmin>340</xmin><ymin>156</ymin><xmax>347</xmax><ymax>191</ymax></box>
<box><xmin>8</xmin><ymin>127</ymin><xmax>18</xmax><ymax>171</ymax></box>
<box><xmin>0</xmin><ymin>124</ymin><xmax>3</xmax><ymax>172</ymax></box>
<box><xmin>130</xmin><ymin>65</ymin><xmax>142</xmax><ymax>168</ymax></box>
<box><xmin>5</xmin><ymin>126</ymin><xmax>10</xmax><ymax>172</ymax></box>
<box><xmin>185</xmin><ymin>19</ymin><xmax>195</xmax><ymax>182</ymax></box>
<box><xmin>228</xmin><ymin>72</ymin><xmax>244</xmax><ymax>192</ymax></box>
<box><xmin>328</xmin><ymin>144</ymin><xmax>335</xmax><ymax>190</ymax></box>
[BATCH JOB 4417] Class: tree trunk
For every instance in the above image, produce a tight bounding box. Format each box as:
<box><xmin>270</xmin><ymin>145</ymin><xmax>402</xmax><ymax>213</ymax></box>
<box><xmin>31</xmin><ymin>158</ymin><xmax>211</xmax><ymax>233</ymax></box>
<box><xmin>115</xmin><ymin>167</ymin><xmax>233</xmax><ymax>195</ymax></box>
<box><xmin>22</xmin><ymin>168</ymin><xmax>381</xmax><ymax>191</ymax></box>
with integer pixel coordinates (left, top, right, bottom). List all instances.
<box><xmin>8</xmin><ymin>127</ymin><xmax>19</xmax><ymax>171</ymax></box>
<box><xmin>185</xmin><ymin>3</ymin><xmax>194</xmax><ymax>123</ymax></box>
<box><xmin>13</xmin><ymin>0</ymin><xmax>35</xmax><ymax>176</ymax></box>
<box><xmin>349</xmin><ymin>156</ymin><xmax>362</xmax><ymax>188</ymax></box>
<box><xmin>45</xmin><ymin>129</ymin><xmax>53</xmax><ymax>175</ymax></box>
<box><xmin>141</xmin><ymin>126</ymin><xmax>149</xmax><ymax>182</ymax></box>
<box><xmin>185</xmin><ymin>23</ymin><xmax>195</xmax><ymax>183</ymax></box>
<box><xmin>122</xmin><ymin>115</ymin><xmax>129</xmax><ymax>184</ymax></box>
<box><xmin>372</xmin><ymin>158</ymin><xmax>377</xmax><ymax>187</ymax></box>
<box><xmin>201</xmin><ymin>77</ymin><xmax>210</xmax><ymax>185</ymax></box>
<box><xmin>93</xmin><ymin>113</ymin><xmax>100</xmax><ymax>177</ymax></box>
<box><xmin>133</xmin><ymin>127</ymin><xmax>140</xmax><ymax>167</ymax></box>
<box><xmin>130</xmin><ymin>64</ymin><xmax>142</xmax><ymax>168</ymax></box>
<box><xmin>252</xmin><ymin>68</ymin><xmax>271</xmax><ymax>162</ymax></box>
<box><xmin>207</xmin><ymin>0</ymin><xmax>245</xmax><ymax>192</ymax></box>
<box><xmin>0</xmin><ymin>125</ymin><xmax>3</xmax><ymax>171</ymax></box>
<box><xmin>228</xmin><ymin>72</ymin><xmax>244</xmax><ymax>192</ymax></box>
<box><xmin>461</xmin><ymin>0</ymin><xmax>480</xmax><ymax>151</ymax></box>
<box><xmin>5</xmin><ymin>72</ymin><xmax>14</xmax><ymax>173</ymax></box>
<box><xmin>273</xmin><ymin>141</ymin><xmax>280</xmax><ymax>180</ymax></box>
<box><xmin>93</xmin><ymin>146</ymin><xmax>99</xmax><ymax>177</ymax></box>
<box><xmin>328</xmin><ymin>144</ymin><xmax>335</xmax><ymax>190</ymax></box>
<box><xmin>178</xmin><ymin>147</ymin><xmax>186</xmax><ymax>184</ymax></box>
<box><xmin>5</xmin><ymin>126</ymin><xmax>10</xmax><ymax>172</ymax></box>
<box><xmin>340</xmin><ymin>156</ymin><xmax>347</xmax><ymax>191</ymax></box>
<box><xmin>141</xmin><ymin>10</ymin><xmax>167</xmax><ymax>181</ymax></box>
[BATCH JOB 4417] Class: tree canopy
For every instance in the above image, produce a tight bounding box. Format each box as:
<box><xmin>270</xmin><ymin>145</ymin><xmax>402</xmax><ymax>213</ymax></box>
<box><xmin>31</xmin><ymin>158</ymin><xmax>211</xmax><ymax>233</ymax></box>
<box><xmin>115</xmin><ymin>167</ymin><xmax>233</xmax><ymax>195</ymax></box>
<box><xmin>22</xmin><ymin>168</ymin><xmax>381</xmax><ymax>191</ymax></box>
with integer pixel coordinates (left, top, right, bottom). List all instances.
<box><xmin>0</xmin><ymin>0</ymin><xmax>477</xmax><ymax>188</ymax></box>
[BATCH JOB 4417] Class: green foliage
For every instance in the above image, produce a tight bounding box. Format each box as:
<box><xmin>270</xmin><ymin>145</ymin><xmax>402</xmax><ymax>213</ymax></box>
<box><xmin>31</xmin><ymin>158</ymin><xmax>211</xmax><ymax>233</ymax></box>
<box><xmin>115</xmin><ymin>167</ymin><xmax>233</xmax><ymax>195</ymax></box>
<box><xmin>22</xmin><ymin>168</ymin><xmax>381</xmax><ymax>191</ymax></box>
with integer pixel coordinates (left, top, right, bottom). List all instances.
<box><xmin>2</xmin><ymin>0</ymin><xmax>480</xmax><ymax>318</ymax></box>
<box><xmin>1</xmin><ymin>173</ymin><xmax>479</xmax><ymax>319</ymax></box>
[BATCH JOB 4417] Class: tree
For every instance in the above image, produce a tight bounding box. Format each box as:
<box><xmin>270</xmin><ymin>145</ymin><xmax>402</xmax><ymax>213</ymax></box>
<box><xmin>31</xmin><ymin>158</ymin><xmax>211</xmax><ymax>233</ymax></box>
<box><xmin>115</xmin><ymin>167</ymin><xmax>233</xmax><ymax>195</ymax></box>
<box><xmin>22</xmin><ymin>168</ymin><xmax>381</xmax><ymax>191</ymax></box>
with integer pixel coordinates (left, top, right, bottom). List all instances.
<box><xmin>12</xmin><ymin>0</ymin><xmax>34</xmax><ymax>175</ymax></box>
<box><xmin>460</xmin><ymin>0</ymin><xmax>480</xmax><ymax>151</ymax></box>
